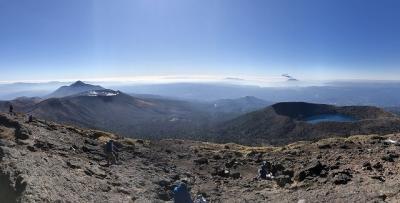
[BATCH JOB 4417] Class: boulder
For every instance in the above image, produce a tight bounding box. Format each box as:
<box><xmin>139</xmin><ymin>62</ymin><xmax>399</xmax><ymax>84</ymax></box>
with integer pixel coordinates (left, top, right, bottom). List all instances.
<box><xmin>212</xmin><ymin>168</ymin><xmax>230</xmax><ymax>178</ymax></box>
<box><xmin>362</xmin><ymin>162</ymin><xmax>372</xmax><ymax>171</ymax></box>
<box><xmin>194</xmin><ymin>158</ymin><xmax>209</xmax><ymax>165</ymax></box>
<box><xmin>333</xmin><ymin>173</ymin><xmax>351</xmax><ymax>185</ymax></box>
<box><xmin>373</xmin><ymin>162</ymin><xmax>383</xmax><ymax>171</ymax></box>
<box><xmin>275</xmin><ymin>175</ymin><xmax>293</xmax><ymax>187</ymax></box>
<box><xmin>295</xmin><ymin>161</ymin><xmax>328</xmax><ymax>182</ymax></box>
<box><xmin>230</xmin><ymin>172</ymin><xmax>241</xmax><ymax>179</ymax></box>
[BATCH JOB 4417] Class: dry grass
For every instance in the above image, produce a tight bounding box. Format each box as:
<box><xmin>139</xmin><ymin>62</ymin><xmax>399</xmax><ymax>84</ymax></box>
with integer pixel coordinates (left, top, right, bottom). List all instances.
<box><xmin>87</xmin><ymin>130</ymin><xmax>118</xmax><ymax>143</ymax></box>
<box><xmin>345</xmin><ymin>134</ymin><xmax>379</xmax><ymax>142</ymax></box>
<box><xmin>191</xmin><ymin>133</ymin><xmax>400</xmax><ymax>156</ymax></box>
<box><xmin>121</xmin><ymin>138</ymin><xmax>136</xmax><ymax>146</ymax></box>
<box><xmin>308</xmin><ymin>134</ymin><xmax>396</xmax><ymax>148</ymax></box>
<box><xmin>194</xmin><ymin>141</ymin><xmax>278</xmax><ymax>156</ymax></box>
<box><xmin>0</xmin><ymin>126</ymin><xmax>15</xmax><ymax>140</ymax></box>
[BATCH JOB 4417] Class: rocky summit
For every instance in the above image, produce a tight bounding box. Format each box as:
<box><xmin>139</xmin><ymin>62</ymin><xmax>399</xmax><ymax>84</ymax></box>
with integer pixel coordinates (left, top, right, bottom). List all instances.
<box><xmin>2</xmin><ymin>113</ymin><xmax>400</xmax><ymax>202</ymax></box>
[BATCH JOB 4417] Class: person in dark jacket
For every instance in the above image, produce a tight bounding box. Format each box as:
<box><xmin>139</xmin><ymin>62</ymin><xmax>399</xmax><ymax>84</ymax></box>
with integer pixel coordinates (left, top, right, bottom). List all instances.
<box><xmin>28</xmin><ymin>115</ymin><xmax>33</xmax><ymax>123</ymax></box>
<box><xmin>257</xmin><ymin>161</ymin><xmax>274</xmax><ymax>180</ymax></box>
<box><xmin>173</xmin><ymin>183</ymin><xmax>193</xmax><ymax>203</ymax></box>
<box><xmin>9</xmin><ymin>104</ymin><xmax>14</xmax><ymax>115</ymax></box>
<box><xmin>259</xmin><ymin>161</ymin><xmax>268</xmax><ymax>179</ymax></box>
<box><xmin>105</xmin><ymin>140</ymin><xmax>117</xmax><ymax>165</ymax></box>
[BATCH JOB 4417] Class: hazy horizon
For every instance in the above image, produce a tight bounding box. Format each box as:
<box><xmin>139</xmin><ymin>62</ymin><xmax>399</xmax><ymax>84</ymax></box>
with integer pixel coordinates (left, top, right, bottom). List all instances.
<box><xmin>2</xmin><ymin>76</ymin><xmax>400</xmax><ymax>87</ymax></box>
<box><xmin>0</xmin><ymin>76</ymin><xmax>400</xmax><ymax>88</ymax></box>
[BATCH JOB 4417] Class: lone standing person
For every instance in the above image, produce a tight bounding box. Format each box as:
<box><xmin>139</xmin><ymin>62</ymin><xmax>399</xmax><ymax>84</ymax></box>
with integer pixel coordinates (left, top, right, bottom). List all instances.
<box><xmin>105</xmin><ymin>140</ymin><xmax>117</xmax><ymax>166</ymax></box>
<box><xmin>9</xmin><ymin>104</ymin><xmax>14</xmax><ymax>115</ymax></box>
<box><xmin>28</xmin><ymin>115</ymin><xmax>33</xmax><ymax>123</ymax></box>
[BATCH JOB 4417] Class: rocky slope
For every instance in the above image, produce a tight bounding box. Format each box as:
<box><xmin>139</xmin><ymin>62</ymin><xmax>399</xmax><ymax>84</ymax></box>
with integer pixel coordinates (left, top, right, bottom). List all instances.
<box><xmin>0</xmin><ymin>97</ymin><xmax>42</xmax><ymax>113</ymax></box>
<box><xmin>2</xmin><ymin>113</ymin><xmax>400</xmax><ymax>202</ymax></box>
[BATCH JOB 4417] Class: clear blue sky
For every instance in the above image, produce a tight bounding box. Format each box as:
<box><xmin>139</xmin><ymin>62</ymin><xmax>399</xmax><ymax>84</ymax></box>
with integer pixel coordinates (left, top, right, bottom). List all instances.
<box><xmin>1</xmin><ymin>0</ymin><xmax>400</xmax><ymax>82</ymax></box>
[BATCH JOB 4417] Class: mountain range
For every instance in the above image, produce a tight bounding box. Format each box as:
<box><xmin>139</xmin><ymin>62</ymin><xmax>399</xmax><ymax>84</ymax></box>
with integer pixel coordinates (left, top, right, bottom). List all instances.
<box><xmin>4</xmin><ymin>81</ymin><xmax>400</xmax><ymax>107</ymax></box>
<box><xmin>1</xmin><ymin>81</ymin><xmax>400</xmax><ymax>145</ymax></box>
<box><xmin>0</xmin><ymin>81</ymin><xmax>272</xmax><ymax>140</ymax></box>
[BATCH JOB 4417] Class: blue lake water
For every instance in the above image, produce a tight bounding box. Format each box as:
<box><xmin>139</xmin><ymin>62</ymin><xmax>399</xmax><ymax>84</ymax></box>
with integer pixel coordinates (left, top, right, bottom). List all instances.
<box><xmin>305</xmin><ymin>114</ymin><xmax>357</xmax><ymax>124</ymax></box>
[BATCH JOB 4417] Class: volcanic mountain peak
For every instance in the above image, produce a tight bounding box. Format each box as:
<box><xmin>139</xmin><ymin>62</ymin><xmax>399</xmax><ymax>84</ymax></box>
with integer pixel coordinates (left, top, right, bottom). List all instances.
<box><xmin>46</xmin><ymin>81</ymin><xmax>105</xmax><ymax>98</ymax></box>
<box><xmin>70</xmin><ymin>80</ymin><xmax>87</xmax><ymax>87</ymax></box>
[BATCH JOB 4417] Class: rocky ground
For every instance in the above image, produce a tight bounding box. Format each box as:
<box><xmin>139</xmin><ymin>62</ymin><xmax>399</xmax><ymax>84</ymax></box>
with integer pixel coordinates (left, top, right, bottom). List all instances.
<box><xmin>2</xmin><ymin>113</ymin><xmax>400</xmax><ymax>202</ymax></box>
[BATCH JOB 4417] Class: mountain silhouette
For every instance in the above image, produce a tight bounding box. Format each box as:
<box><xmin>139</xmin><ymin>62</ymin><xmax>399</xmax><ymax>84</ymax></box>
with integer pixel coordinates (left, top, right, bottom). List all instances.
<box><xmin>46</xmin><ymin>81</ymin><xmax>105</xmax><ymax>98</ymax></box>
<box><xmin>29</xmin><ymin>89</ymin><xmax>210</xmax><ymax>139</ymax></box>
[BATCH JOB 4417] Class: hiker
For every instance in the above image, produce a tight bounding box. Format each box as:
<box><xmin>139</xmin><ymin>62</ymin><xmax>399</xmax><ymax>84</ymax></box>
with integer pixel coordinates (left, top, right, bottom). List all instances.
<box><xmin>257</xmin><ymin>161</ymin><xmax>273</xmax><ymax>180</ymax></box>
<box><xmin>173</xmin><ymin>183</ymin><xmax>193</xmax><ymax>203</ymax></box>
<box><xmin>28</xmin><ymin>115</ymin><xmax>33</xmax><ymax>123</ymax></box>
<box><xmin>9</xmin><ymin>104</ymin><xmax>13</xmax><ymax>115</ymax></box>
<box><xmin>105</xmin><ymin>140</ymin><xmax>117</xmax><ymax>165</ymax></box>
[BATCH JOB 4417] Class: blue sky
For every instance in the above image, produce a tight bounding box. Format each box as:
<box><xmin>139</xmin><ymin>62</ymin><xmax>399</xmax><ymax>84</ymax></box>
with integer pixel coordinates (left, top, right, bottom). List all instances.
<box><xmin>0</xmin><ymin>0</ymin><xmax>400</xmax><ymax>82</ymax></box>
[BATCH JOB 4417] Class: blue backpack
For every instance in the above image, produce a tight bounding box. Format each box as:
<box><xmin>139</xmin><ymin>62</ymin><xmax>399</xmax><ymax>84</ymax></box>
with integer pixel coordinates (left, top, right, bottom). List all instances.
<box><xmin>173</xmin><ymin>183</ymin><xmax>193</xmax><ymax>203</ymax></box>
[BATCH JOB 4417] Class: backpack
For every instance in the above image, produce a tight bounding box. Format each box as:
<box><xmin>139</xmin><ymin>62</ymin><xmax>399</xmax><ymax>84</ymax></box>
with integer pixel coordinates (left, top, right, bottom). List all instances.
<box><xmin>173</xmin><ymin>183</ymin><xmax>193</xmax><ymax>203</ymax></box>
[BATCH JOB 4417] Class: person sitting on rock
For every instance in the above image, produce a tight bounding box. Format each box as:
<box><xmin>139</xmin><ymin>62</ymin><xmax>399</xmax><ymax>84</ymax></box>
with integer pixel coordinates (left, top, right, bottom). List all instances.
<box><xmin>9</xmin><ymin>104</ymin><xmax>14</xmax><ymax>115</ymax></box>
<box><xmin>105</xmin><ymin>140</ymin><xmax>117</xmax><ymax>165</ymax></box>
<box><xmin>257</xmin><ymin>161</ymin><xmax>274</xmax><ymax>180</ymax></box>
<box><xmin>173</xmin><ymin>182</ymin><xmax>193</xmax><ymax>203</ymax></box>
